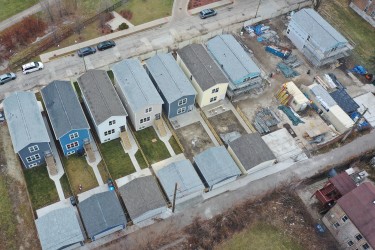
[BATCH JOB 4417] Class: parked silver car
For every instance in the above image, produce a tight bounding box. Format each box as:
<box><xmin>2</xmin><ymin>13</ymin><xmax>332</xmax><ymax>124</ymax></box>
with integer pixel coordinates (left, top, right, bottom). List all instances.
<box><xmin>0</xmin><ymin>72</ymin><xmax>16</xmax><ymax>85</ymax></box>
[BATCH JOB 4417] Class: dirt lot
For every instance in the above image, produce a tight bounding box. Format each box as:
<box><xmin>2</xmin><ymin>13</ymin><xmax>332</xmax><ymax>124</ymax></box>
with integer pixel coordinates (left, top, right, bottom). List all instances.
<box><xmin>175</xmin><ymin>121</ymin><xmax>215</xmax><ymax>160</ymax></box>
<box><xmin>0</xmin><ymin>124</ymin><xmax>40</xmax><ymax>250</ymax></box>
<box><xmin>208</xmin><ymin>110</ymin><xmax>246</xmax><ymax>136</ymax></box>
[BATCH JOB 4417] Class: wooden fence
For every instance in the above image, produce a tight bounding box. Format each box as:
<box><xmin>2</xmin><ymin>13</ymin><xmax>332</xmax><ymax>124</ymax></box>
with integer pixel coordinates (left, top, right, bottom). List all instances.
<box><xmin>162</xmin><ymin>113</ymin><xmax>185</xmax><ymax>153</ymax></box>
<box><xmin>236</xmin><ymin>106</ymin><xmax>257</xmax><ymax>133</ymax></box>
<box><xmin>199</xmin><ymin>109</ymin><xmax>223</xmax><ymax>146</ymax></box>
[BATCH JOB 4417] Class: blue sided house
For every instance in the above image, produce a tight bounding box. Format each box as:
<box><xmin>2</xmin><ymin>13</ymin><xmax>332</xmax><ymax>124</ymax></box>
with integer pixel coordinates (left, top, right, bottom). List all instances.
<box><xmin>41</xmin><ymin>80</ymin><xmax>90</xmax><ymax>156</ymax></box>
<box><xmin>145</xmin><ymin>53</ymin><xmax>196</xmax><ymax>118</ymax></box>
<box><xmin>3</xmin><ymin>92</ymin><xmax>51</xmax><ymax>169</ymax></box>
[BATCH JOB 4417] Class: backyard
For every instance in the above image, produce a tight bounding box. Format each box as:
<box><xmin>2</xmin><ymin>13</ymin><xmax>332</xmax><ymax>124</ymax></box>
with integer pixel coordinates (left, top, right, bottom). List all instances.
<box><xmin>169</xmin><ymin>136</ymin><xmax>183</xmax><ymax>155</ymax></box>
<box><xmin>135</xmin><ymin>150</ymin><xmax>148</xmax><ymax>169</ymax></box>
<box><xmin>60</xmin><ymin>174</ymin><xmax>72</xmax><ymax>199</ymax></box>
<box><xmin>23</xmin><ymin>166</ymin><xmax>59</xmax><ymax>210</ymax></box>
<box><xmin>99</xmin><ymin>139</ymin><xmax>136</xmax><ymax>180</ymax></box>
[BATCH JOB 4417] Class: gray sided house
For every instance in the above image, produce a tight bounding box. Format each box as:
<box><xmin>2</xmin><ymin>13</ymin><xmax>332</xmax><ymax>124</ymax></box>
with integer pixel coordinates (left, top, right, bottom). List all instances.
<box><xmin>41</xmin><ymin>80</ymin><xmax>90</xmax><ymax>156</ymax></box>
<box><xmin>78</xmin><ymin>70</ymin><xmax>128</xmax><ymax>143</ymax></box>
<box><xmin>35</xmin><ymin>207</ymin><xmax>85</xmax><ymax>250</ymax></box>
<box><xmin>176</xmin><ymin>44</ymin><xmax>229</xmax><ymax>108</ymax></box>
<box><xmin>206</xmin><ymin>34</ymin><xmax>262</xmax><ymax>99</ymax></box>
<box><xmin>78</xmin><ymin>191</ymin><xmax>126</xmax><ymax>241</ymax></box>
<box><xmin>3</xmin><ymin>92</ymin><xmax>51</xmax><ymax>169</ymax></box>
<box><xmin>193</xmin><ymin>146</ymin><xmax>241</xmax><ymax>190</ymax></box>
<box><xmin>145</xmin><ymin>53</ymin><xmax>196</xmax><ymax>118</ymax></box>
<box><xmin>112</xmin><ymin>59</ymin><xmax>164</xmax><ymax>131</ymax></box>
<box><xmin>227</xmin><ymin>133</ymin><xmax>276</xmax><ymax>174</ymax></box>
<box><xmin>287</xmin><ymin>8</ymin><xmax>353</xmax><ymax>67</ymax></box>
<box><xmin>118</xmin><ymin>175</ymin><xmax>167</xmax><ymax>224</ymax></box>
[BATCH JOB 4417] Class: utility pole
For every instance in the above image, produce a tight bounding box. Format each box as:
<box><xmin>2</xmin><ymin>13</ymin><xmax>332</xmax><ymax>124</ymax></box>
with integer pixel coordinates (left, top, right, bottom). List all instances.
<box><xmin>255</xmin><ymin>0</ymin><xmax>262</xmax><ymax>18</ymax></box>
<box><xmin>341</xmin><ymin>106</ymin><xmax>369</xmax><ymax>143</ymax></box>
<box><xmin>172</xmin><ymin>183</ymin><xmax>178</xmax><ymax>213</ymax></box>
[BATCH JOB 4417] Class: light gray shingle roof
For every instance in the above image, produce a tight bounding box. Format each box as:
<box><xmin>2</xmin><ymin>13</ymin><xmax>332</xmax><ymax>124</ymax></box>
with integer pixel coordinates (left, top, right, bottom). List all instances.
<box><xmin>193</xmin><ymin>146</ymin><xmax>241</xmax><ymax>187</ymax></box>
<box><xmin>41</xmin><ymin>80</ymin><xmax>89</xmax><ymax>139</ymax></box>
<box><xmin>310</xmin><ymin>83</ymin><xmax>337</xmax><ymax>108</ymax></box>
<box><xmin>206</xmin><ymin>35</ymin><xmax>260</xmax><ymax>83</ymax></box>
<box><xmin>78</xmin><ymin>70</ymin><xmax>127</xmax><ymax>125</ymax></box>
<box><xmin>78</xmin><ymin>191</ymin><xmax>126</xmax><ymax>239</ymax></box>
<box><xmin>156</xmin><ymin>159</ymin><xmax>204</xmax><ymax>200</ymax></box>
<box><xmin>228</xmin><ymin>133</ymin><xmax>276</xmax><ymax>171</ymax></box>
<box><xmin>35</xmin><ymin>207</ymin><xmax>84</xmax><ymax>250</ymax></box>
<box><xmin>3</xmin><ymin>92</ymin><xmax>50</xmax><ymax>152</ymax></box>
<box><xmin>292</xmin><ymin>8</ymin><xmax>348</xmax><ymax>50</ymax></box>
<box><xmin>118</xmin><ymin>176</ymin><xmax>166</xmax><ymax>221</ymax></box>
<box><xmin>146</xmin><ymin>53</ymin><xmax>196</xmax><ymax>103</ymax></box>
<box><xmin>112</xmin><ymin>59</ymin><xmax>164</xmax><ymax>113</ymax></box>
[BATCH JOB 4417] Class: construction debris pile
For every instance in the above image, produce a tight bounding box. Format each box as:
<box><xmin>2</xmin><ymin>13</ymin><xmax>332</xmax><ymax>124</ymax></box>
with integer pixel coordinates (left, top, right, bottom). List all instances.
<box><xmin>253</xmin><ymin>107</ymin><xmax>281</xmax><ymax>134</ymax></box>
<box><xmin>244</xmin><ymin>24</ymin><xmax>280</xmax><ymax>44</ymax></box>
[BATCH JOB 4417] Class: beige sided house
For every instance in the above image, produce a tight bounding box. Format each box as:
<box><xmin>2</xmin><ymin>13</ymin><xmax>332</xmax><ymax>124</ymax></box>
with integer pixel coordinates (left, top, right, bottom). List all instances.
<box><xmin>176</xmin><ymin>44</ymin><xmax>229</xmax><ymax>107</ymax></box>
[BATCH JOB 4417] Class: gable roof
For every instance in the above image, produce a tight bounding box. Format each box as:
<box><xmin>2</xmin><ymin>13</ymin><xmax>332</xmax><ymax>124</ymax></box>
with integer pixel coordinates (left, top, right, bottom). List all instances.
<box><xmin>112</xmin><ymin>59</ymin><xmax>164</xmax><ymax>113</ymax></box>
<box><xmin>78</xmin><ymin>191</ymin><xmax>126</xmax><ymax>239</ymax></box>
<box><xmin>329</xmin><ymin>171</ymin><xmax>357</xmax><ymax>196</ymax></box>
<box><xmin>77</xmin><ymin>70</ymin><xmax>127</xmax><ymax>125</ymax></box>
<box><xmin>291</xmin><ymin>8</ymin><xmax>348</xmax><ymax>50</ymax></box>
<box><xmin>118</xmin><ymin>175</ymin><xmax>166</xmax><ymax>221</ymax></box>
<box><xmin>309</xmin><ymin>83</ymin><xmax>337</xmax><ymax>108</ymax></box>
<box><xmin>330</xmin><ymin>88</ymin><xmax>359</xmax><ymax>114</ymax></box>
<box><xmin>228</xmin><ymin>133</ymin><xmax>276</xmax><ymax>171</ymax></box>
<box><xmin>337</xmin><ymin>182</ymin><xmax>375</xmax><ymax>248</ymax></box>
<box><xmin>145</xmin><ymin>53</ymin><xmax>196</xmax><ymax>103</ymax></box>
<box><xmin>35</xmin><ymin>207</ymin><xmax>84</xmax><ymax>250</ymax></box>
<box><xmin>156</xmin><ymin>159</ymin><xmax>204</xmax><ymax>200</ymax></box>
<box><xmin>206</xmin><ymin>34</ymin><xmax>260</xmax><ymax>83</ymax></box>
<box><xmin>193</xmin><ymin>146</ymin><xmax>241</xmax><ymax>187</ymax></box>
<box><xmin>41</xmin><ymin>80</ymin><xmax>89</xmax><ymax>139</ymax></box>
<box><xmin>178</xmin><ymin>44</ymin><xmax>228</xmax><ymax>91</ymax></box>
<box><xmin>3</xmin><ymin>92</ymin><xmax>50</xmax><ymax>152</ymax></box>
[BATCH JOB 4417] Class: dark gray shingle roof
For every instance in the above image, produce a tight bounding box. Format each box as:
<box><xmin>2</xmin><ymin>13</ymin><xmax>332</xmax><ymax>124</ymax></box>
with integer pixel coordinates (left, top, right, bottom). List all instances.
<box><xmin>78</xmin><ymin>191</ymin><xmax>126</xmax><ymax>239</ymax></box>
<box><xmin>41</xmin><ymin>80</ymin><xmax>89</xmax><ymax>139</ymax></box>
<box><xmin>3</xmin><ymin>92</ymin><xmax>50</xmax><ymax>152</ymax></box>
<box><xmin>330</xmin><ymin>89</ymin><xmax>359</xmax><ymax>114</ymax></box>
<box><xmin>78</xmin><ymin>70</ymin><xmax>127</xmax><ymax>125</ymax></box>
<box><xmin>118</xmin><ymin>176</ymin><xmax>166</xmax><ymax>221</ymax></box>
<box><xmin>228</xmin><ymin>133</ymin><xmax>276</xmax><ymax>171</ymax></box>
<box><xmin>178</xmin><ymin>44</ymin><xmax>228</xmax><ymax>91</ymax></box>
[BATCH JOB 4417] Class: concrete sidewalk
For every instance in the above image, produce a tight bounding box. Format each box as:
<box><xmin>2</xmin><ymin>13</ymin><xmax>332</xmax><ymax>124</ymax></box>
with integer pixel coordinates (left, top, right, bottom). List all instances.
<box><xmin>188</xmin><ymin>0</ymin><xmax>234</xmax><ymax>15</ymax></box>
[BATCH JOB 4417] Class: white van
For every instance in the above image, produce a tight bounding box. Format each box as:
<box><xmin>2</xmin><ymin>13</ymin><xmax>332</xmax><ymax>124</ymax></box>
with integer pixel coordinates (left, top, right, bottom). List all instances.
<box><xmin>22</xmin><ymin>62</ymin><xmax>44</xmax><ymax>74</ymax></box>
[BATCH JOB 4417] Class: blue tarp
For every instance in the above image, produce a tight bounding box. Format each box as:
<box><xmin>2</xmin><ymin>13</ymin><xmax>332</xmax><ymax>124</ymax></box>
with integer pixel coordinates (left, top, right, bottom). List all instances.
<box><xmin>278</xmin><ymin>105</ymin><xmax>304</xmax><ymax>126</ymax></box>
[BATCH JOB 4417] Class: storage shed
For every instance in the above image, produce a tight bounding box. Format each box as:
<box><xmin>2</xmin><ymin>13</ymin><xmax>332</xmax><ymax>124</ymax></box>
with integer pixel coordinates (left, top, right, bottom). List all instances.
<box><xmin>278</xmin><ymin>81</ymin><xmax>309</xmax><ymax>111</ymax></box>
<box><xmin>326</xmin><ymin>105</ymin><xmax>355</xmax><ymax>133</ymax></box>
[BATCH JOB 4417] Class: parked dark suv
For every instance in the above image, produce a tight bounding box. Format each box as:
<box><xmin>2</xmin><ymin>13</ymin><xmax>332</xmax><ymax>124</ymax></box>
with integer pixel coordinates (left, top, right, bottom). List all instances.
<box><xmin>199</xmin><ymin>8</ymin><xmax>217</xmax><ymax>19</ymax></box>
<box><xmin>97</xmin><ymin>40</ymin><xmax>116</xmax><ymax>51</ymax></box>
<box><xmin>77</xmin><ymin>47</ymin><xmax>96</xmax><ymax>57</ymax></box>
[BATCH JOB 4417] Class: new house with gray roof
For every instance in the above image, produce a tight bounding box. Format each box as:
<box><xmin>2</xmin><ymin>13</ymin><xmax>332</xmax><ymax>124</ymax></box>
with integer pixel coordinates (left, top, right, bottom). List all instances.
<box><xmin>227</xmin><ymin>133</ymin><xmax>276</xmax><ymax>174</ymax></box>
<box><xmin>112</xmin><ymin>59</ymin><xmax>164</xmax><ymax>131</ymax></box>
<box><xmin>78</xmin><ymin>70</ymin><xmax>128</xmax><ymax>143</ymax></box>
<box><xmin>146</xmin><ymin>53</ymin><xmax>196</xmax><ymax>118</ymax></box>
<box><xmin>35</xmin><ymin>207</ymin><xmax>84</xmax><ymax>250</ymax></box>
<box><xmin>193</xmin><ymin>146</ymin><xmax>241</xmax><ymax>190</ymax></box>
<box><xmin>206</xmin><ymin>34</ymin><xmax>262</xmax><ymax>98</ymax></box>
<box><xmin>41</xmin><ymin>80</ymin><xmax>90</xmax><ymax>156</ymax></box>
<box><xmin>177</xmin><ymin>44</ymin><xmax>229</xmax><ymax>107</ymax></box>
<box><xmin>78</xmin><ymin>191</ymin><xmax>126</xmax><ymax>241</ymax></box>
<box><xmin>118</xmin><ymin>175</ymin><xmax>167</xmax><ymax>224</ymax></box>
<box><xmin>287</xmin><ymin>8</ymin><xmax>352</xmax><ymax>67</ymax></box>
<box><xmin>3</xmin><ymin>92</ymin><xmax>51</xmax><ymax>168</ymax></box>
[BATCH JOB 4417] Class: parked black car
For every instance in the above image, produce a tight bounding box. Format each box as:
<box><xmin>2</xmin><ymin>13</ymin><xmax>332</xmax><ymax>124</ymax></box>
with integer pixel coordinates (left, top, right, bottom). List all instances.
<box><xmin>199</xmin><ymin>8</ymin><xmax>217</xmax><ymax>19</ymax></box>
<box><xmin>0</xmin><ymin>72</ymin><xmax>16</xmax><ymax>85</ymax></box>
<box><xmin>70</xmin><ymin>196</ymin><xmax>77</xmax><ymax>206</ymax></box>
<box><xmin>77</xmin><ymin>47</ymin><xmax>96</xmax><ymax>57</ymax></box>
<box><xmin>97</xmin><ymin>40</ymin><xmax>116</xmax><ymax>51</ymax></box>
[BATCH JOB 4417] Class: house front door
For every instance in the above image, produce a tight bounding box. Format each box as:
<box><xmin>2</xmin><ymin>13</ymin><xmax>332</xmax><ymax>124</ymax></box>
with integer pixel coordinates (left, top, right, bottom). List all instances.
<box><xmin>120</xmin><ymin>125</ymin><xmax>126</xmax><ymax>132</ymax></box>
<box><xmin>155</xmin><ymin>113</ymin><xmax>160</xmax><ymax>120</ymax></box>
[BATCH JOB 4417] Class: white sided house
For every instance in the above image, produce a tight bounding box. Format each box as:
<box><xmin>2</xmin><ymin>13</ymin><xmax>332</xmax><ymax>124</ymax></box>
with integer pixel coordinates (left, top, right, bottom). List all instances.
<box><xmin>177</xmin><ymin>44</ymin><xmax>229</xmax><ymax>107</ymax></box>
<box><xmin>112</xmin><ymin>59</ymin><xmax>164</xmax><ymax>131</ymax></box>
<box><xmin>77</xmin><ymin>70</ymin><xmax>128</xmax><ymax>143</ymax></box>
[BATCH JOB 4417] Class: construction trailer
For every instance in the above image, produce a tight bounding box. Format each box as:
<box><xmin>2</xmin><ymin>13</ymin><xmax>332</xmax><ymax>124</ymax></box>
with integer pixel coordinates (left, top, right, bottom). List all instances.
<box><xmin>276</xmin><ymin>81</ymin><xmax>309</xmax><ymax>112</ymax></box>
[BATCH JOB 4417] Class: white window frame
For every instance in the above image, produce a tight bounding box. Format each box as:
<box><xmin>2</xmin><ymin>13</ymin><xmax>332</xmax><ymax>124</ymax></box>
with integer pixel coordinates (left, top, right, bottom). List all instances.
<box><xmin>355</xmin><ymin>234</ymin><xmax>363</xmax><ymax>241</ymax></box>
<box><xmin>28</xmin><ymin>145</ymin><xmax>39</xmax><ymax>153</ymax></box>
<box><xmin>28</xmin><ymin>163</ymin><xmax>38</xmax><ymax>168</ymax></box>
<box><xmin>210</xmin><ymin>96</ymin><xmax>217</xmax><ymax>103</ymax></box>
<box><xmin>333</xmin><ymin>222</ymin><xmax>340</xmax><ymax>229</ymax></box>
<box><xmin>341</xmin><ymin>215</ymin><xmax>349</xmax><ymax>222</ymax></box>
<box><xmin>362</xmin><ymin>243</ymin><xmax>370</xmax><ymax>250</ymax></box>
<box><xmin>69</xmin><ymin>132</ymin><xmax>79</xmax><ymax>140</ymax></box>
<box><xmin>177</xmin><ymin>107</ymin><xmax>186</xmax><ymax>114</ymax></box>
<box><xmin>109</xmin><ymin>120</ymin><xmax>116</xmax><ymax>126</ymax></box>
<box><xmin>67</xmin><ymin>150</ymin><xmax>75</xmax><ymax>155</ymax></box>
<box><xmin>211</xmin><ymin>88</ymin><xmax>219</xmax><ymax>94</ymax></box>
<box><xmin>347</xmin><ymin>240</ymin><xmax>354</xmax><ymax>247</ymax></box>
<box><xmin>66</xmin><ymin>141</ymin><xmax>79</xmax><ymax>150</ymax></box>
<box><xmin>145</xmin><ymin>107</ymin><xmax>152</xmax><ymax>113</ymax></box>
<box><xmin>178</xmin><ymin>98</ymin><xmax>187</xmax><ymax>106</ymax></box>
<box><xmin>26</xmin><ymin>154</ymin><xmax>41</xmax><ymax>163</ymax></box>
<box><xmin>140</xmin><ymin>117</ymin><xmax>150</xmax><ymax>124</ymax></box>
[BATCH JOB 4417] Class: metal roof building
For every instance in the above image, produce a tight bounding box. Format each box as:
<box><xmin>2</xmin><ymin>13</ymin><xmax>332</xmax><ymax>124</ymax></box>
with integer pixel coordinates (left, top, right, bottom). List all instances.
<box><xmin>193</xmin><ymin>146</ymin><xmax>241</xmax><ymax>190</ymax></box>
<box><xmin>354</xmin><ymin>92</ymin><xmax>375</xmax><ymax>127</ymax></box>
<box><xmin>78</xmin><ymin>191</ymin><xmax>126</xmax><ymax>241</ymax></box>
<box><xmin>156</xmin><ymin>159</ymin><xmax>204</xmax><ymax>201</ymax></box>
<box><xmin>35</xmin><ymin>207</ymin><xmax>84</xmax><ymax>250</ymax></box>
<box><xmin>118</xmin><ymin>175</ymin><xmax>167</xmax><ymax>224</ymax></box>
<box><xmin>3</xmin><ymin>91</ymin><xmax>50</xmax><ymax>153</ymax></box>
<box><xmin>41</xmin><ymin>80</ymin><xmax>89</xmax><ymax>139</ymax></box>
<box><xmin>308</xmin><ymin>83</ymin><xmax>337</xmax><ymax>110</ymax></box>
<box><xmin>330</xmin><ymin>88</ymin><xmax>359</xmax><ymax>114</ymax></box>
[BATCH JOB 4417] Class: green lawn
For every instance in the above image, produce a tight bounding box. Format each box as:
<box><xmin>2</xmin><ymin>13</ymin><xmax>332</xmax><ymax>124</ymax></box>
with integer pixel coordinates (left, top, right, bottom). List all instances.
<box><xmin>99</xmin><ymin>139</ymin><xmax>136</xmax><ymax>179</ymax></box>
<box><xmin>0</xmin><ymin>0</ymin><xmax>38</xmax><ymax>22</ymax></box>
<box><xmin>107</xmin><ymin>70</ymin><xmax>115</xmax><ymax>84</ymax></box>
<box><xmin>135</xmin><ymin>150</ymin><xmax>148</xmax><ymax>169</ymax></box>
<box><xmin>60</xmin><ymin>174</ymin><xmax>72</xmax><ymax>199</ymax></box>
<box><xmin>72</xmin><ymin>81</ymin><xmax>82</xmax><ymax>101</ymax></box>
<box><xmin>63</xmin><ymin>156</ymin><xmax>98</xmax><ymax>195</ymax></box>
<box><xmin>23</xmin><ymin>166</ymin><xmax>59</xmax><ymax>210</ymax></box>
<box><xmin>169</xmin><ymin>136</ymin><xmax>183</xmax><ymax>155</ymax></box>
<box><xmin>117</xmin><ymin>0</ymin><xmax>173</xmax><ymax>25</ymax></box>
<box><xmin>134</xmin><ymin>127</ymin><xmax>171</xmax><ymax>164</ymax></box>
<box><xmin>218</xmin><ymin>223</ymin><xmax>303</xmax><ymax>250</ymax></box>
<box><xmin>0</xmin><ymin>175</ymin><xmax>17</xmax><ymax>248</ymax></box>
<box><xmin>320</xmin><ymin>0</ymin><xmax>375</xmax><ymax>71</ymax></box>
